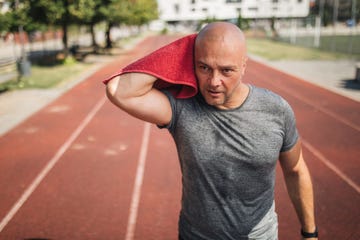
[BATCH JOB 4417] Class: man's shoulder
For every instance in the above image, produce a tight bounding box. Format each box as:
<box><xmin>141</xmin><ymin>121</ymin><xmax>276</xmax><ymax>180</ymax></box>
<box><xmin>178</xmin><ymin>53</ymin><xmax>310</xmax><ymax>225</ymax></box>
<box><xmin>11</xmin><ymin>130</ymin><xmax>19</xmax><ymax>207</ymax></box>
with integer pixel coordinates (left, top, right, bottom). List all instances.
<box><xmin>249</xmin><ymin>85</ymin><xmax>292</xmax><ymax>114</ymax></box>
<box><xmin>251</xmin><ymin>85</ymin><xmax>288</xmax><ymax>105</ymax></box>
<box><xmin>251</xmin><ymin>85</ymin><xmax>283</xmax><ymax>100</ymax></box>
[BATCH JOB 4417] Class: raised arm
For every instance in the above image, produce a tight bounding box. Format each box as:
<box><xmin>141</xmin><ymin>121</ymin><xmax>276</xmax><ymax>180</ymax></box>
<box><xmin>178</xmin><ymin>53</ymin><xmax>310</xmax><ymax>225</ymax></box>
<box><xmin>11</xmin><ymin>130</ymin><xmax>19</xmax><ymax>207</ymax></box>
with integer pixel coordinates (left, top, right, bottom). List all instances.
<box><xmin>106</xmin><ymin>73</ymin><xmax>172</xmax><ymax>126</ymax></box>
<box><xmin>279</xmin><ymin>140</ymin><xmax>318</xmax><ymax>240</ymax></box>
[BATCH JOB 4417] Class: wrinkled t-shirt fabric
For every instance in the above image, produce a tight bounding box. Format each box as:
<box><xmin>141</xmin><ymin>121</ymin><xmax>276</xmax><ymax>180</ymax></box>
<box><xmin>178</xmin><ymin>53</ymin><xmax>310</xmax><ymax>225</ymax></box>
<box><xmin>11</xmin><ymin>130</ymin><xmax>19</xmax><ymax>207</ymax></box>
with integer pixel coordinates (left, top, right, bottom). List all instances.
<box><xmin>161</xmin><ymin>85</ymin><xmax>298</xmax><ymax>239</ymax></box>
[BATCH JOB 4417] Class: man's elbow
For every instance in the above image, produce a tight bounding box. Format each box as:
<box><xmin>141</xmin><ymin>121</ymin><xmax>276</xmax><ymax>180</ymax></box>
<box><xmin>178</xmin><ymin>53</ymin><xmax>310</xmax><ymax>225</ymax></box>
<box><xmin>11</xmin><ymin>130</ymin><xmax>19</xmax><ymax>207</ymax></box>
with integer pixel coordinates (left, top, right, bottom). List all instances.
<box><xmin>105</xmin><ymin>76</ymin><xmax>117</xmax><ymax>95</ymax></box>
<box><xmin>105</xmin><ymin>77</ymin><xmax>126</xmax><ymax>107</ymax></box>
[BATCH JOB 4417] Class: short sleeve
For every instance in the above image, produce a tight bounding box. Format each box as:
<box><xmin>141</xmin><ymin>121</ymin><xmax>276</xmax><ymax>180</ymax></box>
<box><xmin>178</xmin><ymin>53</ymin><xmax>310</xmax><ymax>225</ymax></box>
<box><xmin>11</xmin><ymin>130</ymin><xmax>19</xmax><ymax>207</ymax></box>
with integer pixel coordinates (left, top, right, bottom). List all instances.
<box><xmin>157</xmin><ymin>90</ymin><xmax>177</xmax><ymax>132</ymax></box>
<box><xmin>280</xmin><ymin>100</ymin><xmax>299</xmax><ymax>152</ymax></box>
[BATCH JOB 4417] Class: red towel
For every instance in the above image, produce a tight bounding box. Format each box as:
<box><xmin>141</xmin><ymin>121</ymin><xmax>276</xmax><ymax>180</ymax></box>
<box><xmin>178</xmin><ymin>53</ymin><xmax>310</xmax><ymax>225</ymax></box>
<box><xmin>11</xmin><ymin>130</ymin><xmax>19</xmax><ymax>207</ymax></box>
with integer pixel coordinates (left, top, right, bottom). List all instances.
<box><xmin>103</xmin><ymin>34</ymin><xmax>198</xmax><ymax>99</ymax></box>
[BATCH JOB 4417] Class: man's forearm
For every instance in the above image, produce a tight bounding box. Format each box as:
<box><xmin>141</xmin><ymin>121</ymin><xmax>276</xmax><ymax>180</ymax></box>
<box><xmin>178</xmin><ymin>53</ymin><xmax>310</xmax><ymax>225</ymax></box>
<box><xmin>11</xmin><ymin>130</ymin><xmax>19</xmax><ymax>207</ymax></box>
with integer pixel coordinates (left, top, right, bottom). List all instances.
<box><xmin>283</xmin><ymin>160</ymin><xmax>317</xmax><ymax>233</ymax></box>
<box><xmin>280</xmin><ymin>142</ymin><xmax>317</xmax><ymax>238</ymax></box>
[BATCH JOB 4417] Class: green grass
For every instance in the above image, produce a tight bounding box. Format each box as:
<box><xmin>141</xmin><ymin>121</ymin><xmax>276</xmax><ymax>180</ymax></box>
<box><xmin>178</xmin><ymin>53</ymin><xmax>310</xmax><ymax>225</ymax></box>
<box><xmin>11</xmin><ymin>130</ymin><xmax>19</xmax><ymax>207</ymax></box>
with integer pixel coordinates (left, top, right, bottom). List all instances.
<box><xmin>246</xmin><ymin>37</ymin><xmax>359</xmax><ymax>60</ymax></box>
<box><xmin>279</xmin><ymin>34</ymin><xmax>360</xmax><ymax>55</ymax></box>
<box><xmin>0</xmin><ymin>58</ymin><xmax>91</xmax><ymax>92</ymax></box>
<box><xmin>0</xmin><ymin>33</ymin><xmax>144</xmax><ymax>93</ymax></box>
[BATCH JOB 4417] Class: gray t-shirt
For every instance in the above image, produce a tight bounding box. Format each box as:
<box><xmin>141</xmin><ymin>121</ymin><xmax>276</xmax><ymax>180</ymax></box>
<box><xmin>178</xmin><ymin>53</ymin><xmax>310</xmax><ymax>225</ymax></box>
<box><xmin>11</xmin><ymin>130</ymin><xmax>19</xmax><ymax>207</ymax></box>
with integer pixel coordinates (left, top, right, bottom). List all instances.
<box><xmin>162</xmin><ymin>85</ymin><xmax>298</xmax><ymax>239</ymax></box>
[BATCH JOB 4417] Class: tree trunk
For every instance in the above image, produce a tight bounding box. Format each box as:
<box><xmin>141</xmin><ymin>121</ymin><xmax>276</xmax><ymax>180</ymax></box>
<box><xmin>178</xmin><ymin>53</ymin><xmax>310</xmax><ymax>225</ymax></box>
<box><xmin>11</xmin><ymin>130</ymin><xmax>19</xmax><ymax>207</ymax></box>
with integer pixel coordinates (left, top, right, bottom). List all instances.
<box><xmin>90</xmin><ymin>23</ymin><xmax>98</xmax><ymax>48</ymax></box>
<box><xmin>62</xmin><ymin>22</ymin><xmax>68</xmax><ymax>57</ymax></box>
<box><xmin>62</xmin><ymin>0</ymin><xmax>70</xmax><ymax>57</ymax></box>
<box><xmin>105</xmin><ymin>22</ymin><xmax>113</xmax><ymax>49</ymax></box>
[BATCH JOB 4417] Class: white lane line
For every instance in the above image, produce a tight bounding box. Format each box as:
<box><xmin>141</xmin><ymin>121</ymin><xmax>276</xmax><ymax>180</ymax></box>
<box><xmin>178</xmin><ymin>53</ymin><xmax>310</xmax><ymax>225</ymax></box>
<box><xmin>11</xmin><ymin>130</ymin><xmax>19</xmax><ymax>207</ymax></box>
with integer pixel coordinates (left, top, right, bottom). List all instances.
<box><xmin>125</xmin><ymin>122</ymin><xmax>151</xmax><ymax>240</ymax></box>
<box><xmin>294</xmin><ymin>94</ymin><xmax>360</xmax><ymax>132</ymax></box>
<box><xmin>302</xmin><ymin>139</ymin><xmax>360</xmax><ymax>194</ymax></box>
<box><xmin>249</xmin><ymin>62</ymin><xmax>360</xmax><ymax>132</ymax></box>
<box><xmin>0</xmin><ymin>96</ymin><xmax>107</xmax><ymax>233</ymax></box>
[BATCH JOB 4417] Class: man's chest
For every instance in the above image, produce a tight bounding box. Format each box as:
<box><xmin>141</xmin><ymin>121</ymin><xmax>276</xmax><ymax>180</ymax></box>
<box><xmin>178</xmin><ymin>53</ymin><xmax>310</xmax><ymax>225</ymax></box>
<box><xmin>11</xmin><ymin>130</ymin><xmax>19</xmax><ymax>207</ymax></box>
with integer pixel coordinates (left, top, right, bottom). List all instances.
<box><xmin>174</xmin><ymin>109</ymin><xmax>285</xmax><ymax>168</ymax></box>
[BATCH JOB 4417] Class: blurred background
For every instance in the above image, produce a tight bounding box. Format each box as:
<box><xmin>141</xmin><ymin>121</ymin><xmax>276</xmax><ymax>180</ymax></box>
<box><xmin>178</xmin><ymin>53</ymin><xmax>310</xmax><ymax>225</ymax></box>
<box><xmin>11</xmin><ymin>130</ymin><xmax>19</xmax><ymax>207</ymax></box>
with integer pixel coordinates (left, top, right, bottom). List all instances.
<box><xmin>0</xmin><ymin>0</ymin><xmax>359</xmax><ymax>92</ymax></box>
<box><xmin>0</xmin><ymin>2</ymin><xmax>359</xmax><ymax>239</ymax></box>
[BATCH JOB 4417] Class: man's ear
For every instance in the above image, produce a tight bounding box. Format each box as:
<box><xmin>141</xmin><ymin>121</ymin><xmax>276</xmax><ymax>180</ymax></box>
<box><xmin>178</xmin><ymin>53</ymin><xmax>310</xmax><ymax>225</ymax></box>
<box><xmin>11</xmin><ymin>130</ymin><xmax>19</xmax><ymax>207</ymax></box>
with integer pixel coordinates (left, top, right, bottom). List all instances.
<box><xmin>241</xmin><ymin>56</ymin><xmax>248</xmax><ymax>77</ymax></box>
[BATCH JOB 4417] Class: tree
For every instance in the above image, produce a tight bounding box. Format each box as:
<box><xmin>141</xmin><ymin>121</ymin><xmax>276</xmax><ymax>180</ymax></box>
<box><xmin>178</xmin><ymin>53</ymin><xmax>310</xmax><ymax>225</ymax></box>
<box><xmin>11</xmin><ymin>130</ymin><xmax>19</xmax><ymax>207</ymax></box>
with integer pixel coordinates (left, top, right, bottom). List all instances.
<box><xmin>236</xmin><ymin>13</ymin><xmax>249</xmax><ymax>31</ymax></box>
<box><xmin>129</xmin><ymin>0</ymin><xmax>158</xmax><ymax>27</ymax></box>
<box><xmin>0</xmin><ymin>11</ymin><xmax>11</xmax><ymax>35</ymax></box>
<box><xmin>2</xmin><ymin>0</ymin><xmax>31</xmax><ymax>33</ymax></box>
<box><xmin>99</xmin><ymin>0</ymin><xmax>158</xmax><ymax>49</ymax></box>
<box><xmin>28</xmin><ymin>0</ymin><xmax>96</xmax><ymax>56</ymax></box>
<box><xmin>0</xmin><ymin>1</ymin><xmax>13</xmax><ymax>35</ymax></box>
<box><xmin>2</xmin><ymin>0</ymin><xmax>160</xmax><ymax>53</ymax></box>
<box><xmin>70</xmin><ymin>0</ymin><xmax>99</xmax><ymax>47</ymax></box>
<box><xmin>27</xmin><ymin>0</ymin><xmax>72</xmax><ymax>55</ymax></box>
<box><xmin>99</xmin><ymin>0</ymin><xmax>131</xmax><ymax>48</ymax></box>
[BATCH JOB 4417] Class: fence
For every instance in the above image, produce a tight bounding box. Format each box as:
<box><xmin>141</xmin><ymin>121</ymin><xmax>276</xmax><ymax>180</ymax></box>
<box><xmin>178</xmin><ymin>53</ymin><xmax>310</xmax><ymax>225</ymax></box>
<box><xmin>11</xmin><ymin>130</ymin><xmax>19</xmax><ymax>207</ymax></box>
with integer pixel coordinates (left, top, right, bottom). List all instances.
<box><xmin>273</xmin><ymin>18</ymin><xmax>360</xmax><ymax>57</ymax></box>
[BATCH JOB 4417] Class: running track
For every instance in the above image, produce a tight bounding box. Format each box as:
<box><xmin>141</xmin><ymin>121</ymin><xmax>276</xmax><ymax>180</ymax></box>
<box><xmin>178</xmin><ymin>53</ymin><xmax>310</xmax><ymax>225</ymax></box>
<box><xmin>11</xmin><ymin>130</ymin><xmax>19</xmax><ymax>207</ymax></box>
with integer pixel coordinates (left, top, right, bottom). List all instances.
<box><xmin>0</xmin><ymin>35</ymin><xmax>359</xmax><ymax>240</ymax></box>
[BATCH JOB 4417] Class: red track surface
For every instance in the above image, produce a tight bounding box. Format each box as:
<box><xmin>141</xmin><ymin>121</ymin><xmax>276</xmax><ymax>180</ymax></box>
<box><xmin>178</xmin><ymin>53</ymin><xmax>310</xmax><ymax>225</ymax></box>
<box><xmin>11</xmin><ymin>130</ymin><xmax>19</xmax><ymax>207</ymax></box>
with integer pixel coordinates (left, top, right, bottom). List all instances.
<box><xmin>0</xmin><ymin>35</ymin><xmax>359</xmax><ymax>240</ymax></box>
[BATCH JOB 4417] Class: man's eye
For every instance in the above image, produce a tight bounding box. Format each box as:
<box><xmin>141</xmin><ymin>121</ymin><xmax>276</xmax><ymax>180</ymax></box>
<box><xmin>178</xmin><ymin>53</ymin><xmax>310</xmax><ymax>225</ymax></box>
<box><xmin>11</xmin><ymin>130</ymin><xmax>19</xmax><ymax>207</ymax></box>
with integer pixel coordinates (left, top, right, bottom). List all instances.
<box><xmin>199</xmin><ymin>65</ymin><xmax>209</xmax><ymax>71</ymax></box>
<box><xmin>222</xmin><ymin>69</ymin><xmax>233</xmax><ymax>74</ymax></box>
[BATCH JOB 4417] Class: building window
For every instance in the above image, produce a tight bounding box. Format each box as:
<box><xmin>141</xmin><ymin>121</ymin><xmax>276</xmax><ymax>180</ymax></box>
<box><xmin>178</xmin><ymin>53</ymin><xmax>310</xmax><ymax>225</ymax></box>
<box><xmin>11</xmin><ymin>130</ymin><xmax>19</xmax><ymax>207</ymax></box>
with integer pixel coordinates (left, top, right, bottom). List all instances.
<box><xmin>226</xmin><ymin>0</ymin><xmax>242</xmax><ymax>3</ymax></box>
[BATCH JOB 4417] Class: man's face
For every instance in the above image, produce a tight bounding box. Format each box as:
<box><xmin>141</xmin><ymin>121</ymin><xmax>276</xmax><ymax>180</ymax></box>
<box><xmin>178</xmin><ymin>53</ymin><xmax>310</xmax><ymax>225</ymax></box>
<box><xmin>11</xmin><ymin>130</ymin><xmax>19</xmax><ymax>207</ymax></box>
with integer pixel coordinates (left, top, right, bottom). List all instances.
<box><xmin>194</xmin><ymin>38</ymin><xmax>247</xmax><ymax>110</ymax></box>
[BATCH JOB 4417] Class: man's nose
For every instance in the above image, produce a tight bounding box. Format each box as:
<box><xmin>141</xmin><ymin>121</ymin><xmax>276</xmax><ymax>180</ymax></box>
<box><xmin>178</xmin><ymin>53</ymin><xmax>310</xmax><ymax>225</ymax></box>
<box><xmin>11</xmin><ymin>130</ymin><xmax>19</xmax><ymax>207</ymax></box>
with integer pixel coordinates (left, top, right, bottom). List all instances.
<box><xmin>209</xmin><ymin>71</ymin><xmax>221</xmax><ymax>87</ymax></box>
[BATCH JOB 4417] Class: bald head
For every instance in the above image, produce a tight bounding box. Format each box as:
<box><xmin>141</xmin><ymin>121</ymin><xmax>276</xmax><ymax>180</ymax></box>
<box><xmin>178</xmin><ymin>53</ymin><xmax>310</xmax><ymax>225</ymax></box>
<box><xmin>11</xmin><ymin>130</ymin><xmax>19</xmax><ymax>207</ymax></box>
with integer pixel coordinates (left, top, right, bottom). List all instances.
<box><xmin>194</xmin><ymin>22</ymin><xmax>249</xmax><ymax>109</ymax></box>
<box><xmin>195</xmin><ymin>22</ymin><xmax>246</xmax><ymax>54</ymax></box>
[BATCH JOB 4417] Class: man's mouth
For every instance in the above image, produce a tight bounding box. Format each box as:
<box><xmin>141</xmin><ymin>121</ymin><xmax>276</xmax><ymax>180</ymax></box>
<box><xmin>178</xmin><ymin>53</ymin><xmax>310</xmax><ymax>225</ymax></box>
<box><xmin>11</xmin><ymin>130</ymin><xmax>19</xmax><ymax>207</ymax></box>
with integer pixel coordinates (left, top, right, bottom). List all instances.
<box><xmin>208</xmin><ymin>90</ymin><xmax>222</xmax><ymax>97</ymax></box>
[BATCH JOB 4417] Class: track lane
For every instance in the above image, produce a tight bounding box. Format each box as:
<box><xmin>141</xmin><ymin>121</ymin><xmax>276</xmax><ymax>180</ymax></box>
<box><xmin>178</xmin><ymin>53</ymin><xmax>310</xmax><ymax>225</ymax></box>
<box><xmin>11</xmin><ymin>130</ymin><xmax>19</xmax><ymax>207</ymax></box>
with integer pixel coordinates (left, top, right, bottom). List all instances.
<box><xmin>245</xmin><ymin>60</ymin><xmax>360</xmax><ymax>127</ymax></box>
<box><xmin>133</xmin><ymin>125</ymin><xmax>181</xmax><ymax>240</ymax></box>
<box><xmin>0</xmin><ymin>69</ymin><xmax>106</xmax><ymax>223</ymax></box>
<box><xmin>0</xmin><ymin>35</ymin><xmax>358</xmax><ymax>239</ymax></box>
<box><xmin>0</xmin><ymin>96</ymin><xmax>106</xmax><ymax>233</ymax></box>
<box><xmin>0</xmin><ymin>35</ymin><xmax>153</xmax><ymax>225</ymax></box>
<box><xmin>245</xmin><ymin>60</ymin><xmax>359</xmax><ymax>186</ymax></box>
<box><xmin>0</xmin><ymin>99</ymin><xmax>147</xmax><ymax>239</ymax></box>
<box><xmin>0</xmin><ymin>35</ymin><xmax>185</xmax><ymax>239</ymax></box>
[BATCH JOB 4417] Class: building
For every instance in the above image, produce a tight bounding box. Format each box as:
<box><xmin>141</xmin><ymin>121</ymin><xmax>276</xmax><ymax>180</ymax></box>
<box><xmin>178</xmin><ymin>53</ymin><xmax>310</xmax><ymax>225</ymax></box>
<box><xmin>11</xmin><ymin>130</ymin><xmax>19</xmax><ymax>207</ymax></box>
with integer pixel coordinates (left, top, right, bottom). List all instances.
<box><xmin>157</xmin><ymin>0</ymin><xmax>310</xmax><ymax>22</ymax></box>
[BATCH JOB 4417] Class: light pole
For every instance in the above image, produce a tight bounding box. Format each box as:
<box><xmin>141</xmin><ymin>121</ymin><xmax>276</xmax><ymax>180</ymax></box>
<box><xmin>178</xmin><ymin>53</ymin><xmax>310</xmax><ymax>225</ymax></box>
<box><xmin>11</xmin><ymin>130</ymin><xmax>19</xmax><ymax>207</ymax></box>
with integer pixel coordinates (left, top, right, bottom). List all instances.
<box><xmin>314</xmin><ymin>0</ymin><xmax>325</xmax><ymax>48</ymax></box>
<box><xmin>348</xmin><ymin>0</ymin><xmax>357</xmax><ymax>54</ymax></box>
<box><xmin>331</xmin><ymin>0</ymin><xmax>339</xmax><ymax>51</ymax></box>
<box><xmin>351</xmin><ymin>0</ymin><xmax>357</xmax><ymax>25</ymax></box>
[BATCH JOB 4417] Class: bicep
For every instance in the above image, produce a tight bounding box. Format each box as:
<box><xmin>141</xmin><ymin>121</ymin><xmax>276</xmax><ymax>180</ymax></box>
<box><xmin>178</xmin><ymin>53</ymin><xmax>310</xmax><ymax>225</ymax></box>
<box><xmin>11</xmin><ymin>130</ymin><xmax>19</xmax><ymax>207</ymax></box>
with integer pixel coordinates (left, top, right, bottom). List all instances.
<box><xmin>279</xmin><ymin>139</ymin><xmax>303</xmax><ymax>174</ymax></box>
<box><xmin>106</xmin><ymin>74</ymin><xmax>172</xmax><ymax>126</ymax></box>
<box><xmin>280</xmin><ymin>138</ymin><xmax>314</xmax><ymax>188</ymax></box>
<box><xmin>123</xmin><ymin>88</ymin><xmax>172</xmax><ymax>126</ymax></box>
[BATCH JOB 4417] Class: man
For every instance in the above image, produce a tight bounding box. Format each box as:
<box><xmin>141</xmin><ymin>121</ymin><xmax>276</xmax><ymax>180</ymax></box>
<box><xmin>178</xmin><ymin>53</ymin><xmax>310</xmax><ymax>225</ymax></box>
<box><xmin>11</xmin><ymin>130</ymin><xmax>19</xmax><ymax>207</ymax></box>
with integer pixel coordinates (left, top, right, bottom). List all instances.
<box><xmin>106</xmin><ymin>22</ymin><xmax>317</xmax><ymax>239</ymax></box>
